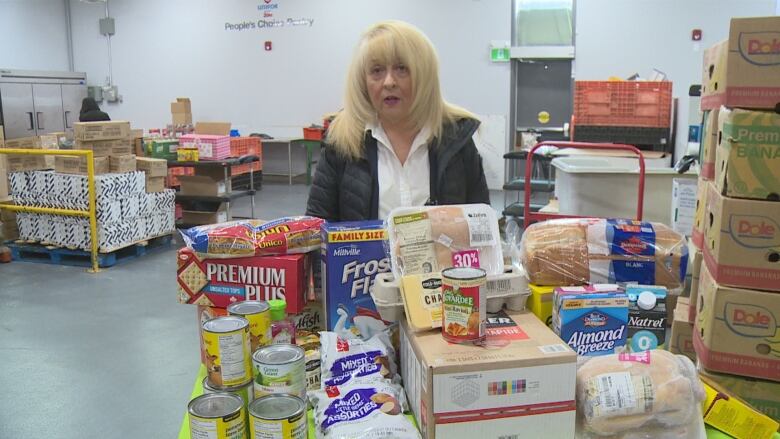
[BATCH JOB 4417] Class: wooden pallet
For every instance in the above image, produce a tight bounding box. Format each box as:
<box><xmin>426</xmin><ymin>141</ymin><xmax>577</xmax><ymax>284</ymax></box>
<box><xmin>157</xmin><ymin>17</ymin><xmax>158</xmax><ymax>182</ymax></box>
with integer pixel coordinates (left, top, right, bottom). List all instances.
<box><xmin>6</xmin><ymin>234</ymin><xmax>173</xmax><ymax>268</ymax></box>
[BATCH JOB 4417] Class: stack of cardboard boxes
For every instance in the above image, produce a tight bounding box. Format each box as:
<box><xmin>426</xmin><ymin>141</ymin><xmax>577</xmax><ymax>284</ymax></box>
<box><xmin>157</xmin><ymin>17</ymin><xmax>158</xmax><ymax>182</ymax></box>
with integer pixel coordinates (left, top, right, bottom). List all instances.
<box><xmin>62</xmin><ymin>121</ymin><xmax>136</xmax><ymax>176</ymax></box>
<box><xmin>136</xmin><ymin>157</ymin><xmax>167</xmax><ymax>193</ymax></box>
<box><xmin>687</xmin><ymin>16</ymin><xmax>780</xmax><ymax>426</ymax></box>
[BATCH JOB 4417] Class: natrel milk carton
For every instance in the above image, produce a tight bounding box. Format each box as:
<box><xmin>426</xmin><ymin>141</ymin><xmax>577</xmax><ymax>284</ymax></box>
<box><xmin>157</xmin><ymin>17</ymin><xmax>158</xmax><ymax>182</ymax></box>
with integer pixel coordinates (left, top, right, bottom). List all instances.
<box><xmin>321</xmin><ymin>221</ymin><xmax>391</xmax><ymax>340</ymax></box>
<box><xmin>553</xmin><ymin>285</ymin><xmax>628</xmax><ymax>356</ymax></box>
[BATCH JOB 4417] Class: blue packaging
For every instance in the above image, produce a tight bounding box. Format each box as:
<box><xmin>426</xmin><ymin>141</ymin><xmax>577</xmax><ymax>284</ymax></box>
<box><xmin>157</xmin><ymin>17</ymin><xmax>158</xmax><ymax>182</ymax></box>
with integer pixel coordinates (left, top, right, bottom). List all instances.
<box><xmin>321</xmin><ymin>221</ymin><xmax>391</xmax><ymax>340</ymax></box>
<box><xmin>553</xmin><ymin>286</ymin><xmax>629</xmax><ymax>356</ymax></box>
<box><xmin>625</xmin><ymin>285</ymin><xmax>668</xmax><ymax>352</ymax></box>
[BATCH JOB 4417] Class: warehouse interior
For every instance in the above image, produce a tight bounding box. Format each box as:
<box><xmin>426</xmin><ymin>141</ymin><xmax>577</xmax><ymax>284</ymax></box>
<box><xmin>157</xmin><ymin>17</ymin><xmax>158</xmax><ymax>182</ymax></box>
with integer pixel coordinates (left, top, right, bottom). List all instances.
<box><xmin>2</xmin><ymin>1</ymin><xmax>780</xmax><ymax>438</ymax></box>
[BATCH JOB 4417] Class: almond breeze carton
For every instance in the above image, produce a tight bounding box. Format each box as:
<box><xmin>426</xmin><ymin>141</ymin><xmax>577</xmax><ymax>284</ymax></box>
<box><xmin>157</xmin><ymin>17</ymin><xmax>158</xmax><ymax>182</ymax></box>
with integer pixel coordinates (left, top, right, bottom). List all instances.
<box><xmin>553</xmin><ymin>285</ymin><xmax>628</xmax><ymax>356</ymax></box>
<box><xmin>321</xmin><ymin>221</ymin><xmax>391</xmax><ymax>340</ymax></box>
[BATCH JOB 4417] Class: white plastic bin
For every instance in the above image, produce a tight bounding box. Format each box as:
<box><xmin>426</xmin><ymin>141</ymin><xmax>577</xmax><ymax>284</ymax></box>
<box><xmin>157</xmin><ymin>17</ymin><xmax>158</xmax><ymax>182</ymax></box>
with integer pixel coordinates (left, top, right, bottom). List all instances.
<box><xmin>552</xmin><ymin>156</ymin><xmax>697</xmax><ymax>224</ymax></box>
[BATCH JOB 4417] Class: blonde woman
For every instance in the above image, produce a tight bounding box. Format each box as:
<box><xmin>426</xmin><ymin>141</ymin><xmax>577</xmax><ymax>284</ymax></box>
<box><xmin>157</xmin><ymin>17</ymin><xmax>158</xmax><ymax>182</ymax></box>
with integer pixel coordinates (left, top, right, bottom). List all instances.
<box><xmin>306</xmin><ymin>20</ymin><xmax>489</xmax><ymax>221</ymax></box>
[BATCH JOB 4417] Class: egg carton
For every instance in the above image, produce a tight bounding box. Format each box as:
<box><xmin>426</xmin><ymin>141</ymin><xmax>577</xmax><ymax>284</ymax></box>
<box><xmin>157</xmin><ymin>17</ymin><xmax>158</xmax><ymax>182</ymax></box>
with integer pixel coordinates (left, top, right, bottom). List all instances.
<box><xmin>371</xmin><ymin>264</ymin><xmax>530</xmax><ymax>323</ymax></box>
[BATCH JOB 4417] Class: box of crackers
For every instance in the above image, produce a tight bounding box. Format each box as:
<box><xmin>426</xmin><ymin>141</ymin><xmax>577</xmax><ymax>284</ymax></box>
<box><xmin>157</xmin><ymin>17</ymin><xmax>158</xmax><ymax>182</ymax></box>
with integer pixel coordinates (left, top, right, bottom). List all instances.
<box><xmin>177</xmin><ymin>247</ymin><xmax>308</xmax><ymax>313</ymax></box>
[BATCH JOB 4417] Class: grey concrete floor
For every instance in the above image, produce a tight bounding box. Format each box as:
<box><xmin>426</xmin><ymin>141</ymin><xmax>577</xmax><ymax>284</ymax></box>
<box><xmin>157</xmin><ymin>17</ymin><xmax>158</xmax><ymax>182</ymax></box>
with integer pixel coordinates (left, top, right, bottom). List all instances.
<box><xmin>0</xmin><ymin>181</ymin><xmax>502</xmax><ymax>438</ymax></box>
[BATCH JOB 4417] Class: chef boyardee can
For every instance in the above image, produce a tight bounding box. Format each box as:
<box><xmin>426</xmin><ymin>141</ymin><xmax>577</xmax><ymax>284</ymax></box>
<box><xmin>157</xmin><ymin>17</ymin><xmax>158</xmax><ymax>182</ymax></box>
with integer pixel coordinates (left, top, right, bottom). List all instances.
<box><xmin>441</xmin><ymin>267</ymin><xmax>487</xmax><ymax>344</ymax></box>
<box><xmin>248</xmin><ymin>394</ymin><xmax>307</xmax><ymax>439</ymax></box>
<box><xmin>202</xmin><ymin>316</ymin><xmax>253</xmax><ymax>388</ymax></box>
<box><xmin>228</xmin><ymin>300</ymin><xmax>272</xmax><ymax>354</ymax></box>
<box><xmin>252</xmin><ymin>344</ymin><xmax>306</xmax><ymax>400</ymax></box>
<box><xmin>188</xmin><ymin>393</ymin><xmax>247</xmax><ymax>439</ymax></box>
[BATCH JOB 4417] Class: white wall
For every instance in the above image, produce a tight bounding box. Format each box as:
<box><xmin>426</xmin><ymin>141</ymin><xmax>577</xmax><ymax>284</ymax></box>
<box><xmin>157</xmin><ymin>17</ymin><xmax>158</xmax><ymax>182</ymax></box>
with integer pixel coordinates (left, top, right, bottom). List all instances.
<box><xmin>0</xmin><ymin>0</ymin><xmax>70</xmax><ymax>71</ymax></box>
<box><xmin>69</xmin><ymin>0</ymin><xmax>511</xmax><ymax>139</ymax></box>
<box><xmin>575</xmin><ymin>0</ymin><xmax>776</xmax><ymax>161</ymax></box>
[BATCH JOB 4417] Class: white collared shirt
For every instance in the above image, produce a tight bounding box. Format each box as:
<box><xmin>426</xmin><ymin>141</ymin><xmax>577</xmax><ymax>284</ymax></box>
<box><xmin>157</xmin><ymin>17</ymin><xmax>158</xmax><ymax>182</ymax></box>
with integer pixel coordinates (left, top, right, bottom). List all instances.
<box><xmin>368</xmin><ymin>122</ymin><xmax>432</xmax><ymax>220</ymax></box>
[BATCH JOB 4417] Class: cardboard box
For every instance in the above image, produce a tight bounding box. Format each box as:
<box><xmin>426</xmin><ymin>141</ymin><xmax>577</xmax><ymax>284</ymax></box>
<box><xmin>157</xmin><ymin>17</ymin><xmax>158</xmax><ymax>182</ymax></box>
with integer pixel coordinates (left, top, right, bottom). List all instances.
<box><xmin>109</xmin><ymin>155</ymin><xmax>136</xmax><ymax>173</ymax></box>
<box><xmin>172</xmin><ymin>112</ymin><xmax>192</xmax><ymax>125</ymax></box>
<box><xmin>146</xmin><ymin>139</ymin><xmax>178</xmax><ymax>160</ymax></box>
<box><xmin>195</xmin><ymin>122</ymin><xmax>231</xmax><ymax>136</ymax></box>
<box><xmin>700</xmin><ymin>109</ymin><xmax>719</xmax><ymax>180</ymax></box>
<box><xmin>179</xmin><ymin>175</ymin><xmax>229</xmax><ymax>196</ymax></box>
<box><xmin>74</xmin><ymin>121</ymin><xmax>131</xmax><ymax>141</ymax></box>
<box><xmin>3</xmin><ymin>135</ymin><xmax>58</xmax><ymax>149</ymax></box>
<box><xmin>694</xmin><ymin>263</ymin><xmax>780</xmax><ymax>381</ymax></box>
<box><xmin>670</xmin><ymin>298</ymin><xmax>696</xmax><ymax>361</ymax></box>
<box><xmin>701</xmin><ymin>17</ymin><xmax>780</xmax><ymax>110</ymax></box>
<box><xmin>699</xmin><ymin>376</ymin><xmax>779</xmax><ymax>439</ymax></box>
<box><xmin>145</xmin><ymin>176</ymin><xmax>166</xmax><ymax>193</ymax></box>
<box><xmin>75</xmin><ymin>138</ymin><xmax>134</xmax><ymax>157</ymax></box>
<box><xmin>54</xmin><ymin>156</ymin><xmax>109</xmax><ymax>175</ymax></box>
<box><xmin>321</xmin><ymin>221</ymin><xmax>390</xmax><ymax>336</ymax></box>
<box><xmin>703</xmin><ymin>180</ymin><xmax>780</xmax><ymax>291</ymax></box>
<box><xmin>181</xmin><ymin>206</ymin><xmax>228</xmax><ymax>225</ymax></box>
<box><xmin>671</xmin><ymin>178</ymin><xmax>697</xmax><ymax>236</ymax></box>
<box><xmin>699</xmin><ymin>368</ymin><xmax>780</xmax><ymax>424</ymax></box>
<box><xmin>177</xmin><ymin>247</ymin><xmax>308</xmax><ymax>313</ymax></box>
<box><xmin>688</xmin><ymin>246</ymin><xmax>704</xmax><ymax>322</ymax></box>
<box><xmin>1</xmin><ymin>219</ymin><xmax>19</xmax><ymax>240</ymax></box>
<box><xmin>691</xmin><ymin>178</ymin><xmax>708</xmax><ymax>250</ymax></box>
<box><xmin>400</xmin><ymin>311</ymin><xmax>576</xmax><ymax>439</ymax></box>
<box><xmin>136</xmin><ymin>157</ymin><xmax>168</xmax><ymax>177</ymax></box>
<box><xmin>2</xmin><ymin>154</ymin><xmax>47</xmax><ymax>172</ymax></box>
<box><xmin>171</xmin><ymin>97</ymin><xmax>192</xmax><ymax>114</ymax></box>
<box><xmin>0</xmin><ymin>155</ymin><xmax>8</xmax><ymax>201</ymax></box>
<box><xmin>526</xmin><ymin>283</ymin><xmax>554</xmax><ymax>329</ymax></box>
<box><xmin>716</xmin><ymin>107</ymin><xmax>780</xmax><ymax>201</ymax></box>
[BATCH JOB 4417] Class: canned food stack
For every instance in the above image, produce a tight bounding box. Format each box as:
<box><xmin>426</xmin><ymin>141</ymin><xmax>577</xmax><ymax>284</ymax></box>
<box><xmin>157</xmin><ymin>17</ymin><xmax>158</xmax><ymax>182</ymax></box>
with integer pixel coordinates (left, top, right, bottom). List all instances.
<box><xmin>179</xmin><ymin>216</ymin><xmax>326</xmax><ymax>438</ymax></box>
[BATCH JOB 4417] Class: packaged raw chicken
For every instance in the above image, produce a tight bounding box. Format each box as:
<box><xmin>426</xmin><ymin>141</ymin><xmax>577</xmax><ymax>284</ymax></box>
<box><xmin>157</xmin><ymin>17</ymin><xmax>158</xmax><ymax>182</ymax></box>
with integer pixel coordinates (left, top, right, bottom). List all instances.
<box><xmin>521</xmin><ymin>218</ymin><xmax>688</xmax><ymax>291</ymax></box>
<box><xmin>576</xmin><ymin>350</ymin><xmax>706</xmax><ymax>439</ymax></box>
<box><xmin>386</xmin><ymin>204</ymin><xmax>502</xmax><ymax>279</ymax></box>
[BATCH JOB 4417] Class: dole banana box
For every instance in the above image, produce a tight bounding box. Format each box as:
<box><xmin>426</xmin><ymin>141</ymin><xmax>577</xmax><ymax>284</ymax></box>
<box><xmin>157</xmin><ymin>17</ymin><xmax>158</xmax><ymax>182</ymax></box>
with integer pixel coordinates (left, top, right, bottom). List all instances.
<box><xmin>700</xmin><ymin>109</ymin><xmax>719</xmax><ymax>181</ymax></box>
<box><xmin>688</xmin><ymin>245</ymin><xmax>704</xmax><ymax>322</ymax></box>
<box><xmin>670</xmin><ymin>297</ymin><xmax>696</xmax><ymax>362</ymax></box>
<box><xmin>694</xmin><ymin>263</ymin><xmax>780</xmax><ymax>381</ymax></box>
<box><xmin>703</xmin><ymin>180</ymin><xmax>780</xmax><ymax>291</ymax></box>
<box><xmin>716</xmin><ymin>107</ymin><xmax>780</xmax><ymax>201</ymax></box>
<box><xmin>701</xmin><ymin>17</ymin><xmax>780</xmax><ymax>111</ymax></box>
<box><xmin>691</xmin><ymin>177</ymin><xmax>708</xmax><ymax>250</ymax></box>
<box><xmin>553</xmin><ymin>285</ymin><xmax>628</xmax><ymax>356</ymax></box>
<box><xmin>321</xmin><ymin>221</ymin><xmax>391</xmax><ymax>339</ymax></box>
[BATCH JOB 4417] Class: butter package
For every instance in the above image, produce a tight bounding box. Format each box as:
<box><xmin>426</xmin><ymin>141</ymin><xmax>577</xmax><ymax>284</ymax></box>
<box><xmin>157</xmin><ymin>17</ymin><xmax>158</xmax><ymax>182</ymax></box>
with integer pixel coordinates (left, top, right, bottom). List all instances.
<box><xmin>527</xmin><ymin>283</ymin><xmax>554</xmax><ymax>329</ymax></box>
<box><xmin>700</xmin><ymin>109</ymin><xmax>719</xmax><ymax>181</ymax></box>
<box><xmin>400</xmin><ymin>273</ymin><xmax>443</xmax><ymax>331</ymax></box>
<box><xmin>321</xmin><ymin>221</ymin><xmax>391</xmax><ymax>340</ymax></box>
<box><xmin>699</xmin><ymin>368</ymin><xmax>780</xmax><ymax>424</ymax></box>
<box><xmin>625</xmin><ymin>285</ymin><xmax>667</xmax><ymax>352</ymax></box>
<box><xmin>716</xmin><ymin>107</ymin><xmax>780</xmax><ymax>201</ymax></box>
<box><xmin>553</xmin><ymin>285</ymin><xmax>628</xmax><ymax>356</ymax></box>
<box><xmin>700</xmin><ymin>375</ymin><xmax>779</xmax><ymax>439</ymax></box>
<box><xmin>694</xmin><ymin>263</ymin><xmax>780</xmax><ymax>381</ymax></box>
<box><xmin>700</xmin><ymin>17</ymin><xmax>780</xmax><ymax>111</ymax></box>
<box><xmin>703</xmin><ymin>180</ymin><xmax>780</xmax><ymax>291</ymax></box>
<box><xmin>670</xmin><ymin>298</ymin><xmax>696</xmax><ymax>362</ymax></box>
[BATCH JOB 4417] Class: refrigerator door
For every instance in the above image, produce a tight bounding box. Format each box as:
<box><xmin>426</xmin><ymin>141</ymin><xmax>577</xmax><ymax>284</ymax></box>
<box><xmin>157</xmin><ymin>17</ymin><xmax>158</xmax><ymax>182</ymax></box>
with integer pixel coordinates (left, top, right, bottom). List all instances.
<box><xmin>31</xmin><ymin>83</ymin><xmax>65</xmax><ymax>135</ymax></box>
<box><xmin>0</xmin><ymin>82</ymin><xmax>36</xmax><ymax>139</ymax></box>
<box><xmin>61</xmin><ymin>84</ymin><xmax>87</xmax><ymax>130</ymax></box>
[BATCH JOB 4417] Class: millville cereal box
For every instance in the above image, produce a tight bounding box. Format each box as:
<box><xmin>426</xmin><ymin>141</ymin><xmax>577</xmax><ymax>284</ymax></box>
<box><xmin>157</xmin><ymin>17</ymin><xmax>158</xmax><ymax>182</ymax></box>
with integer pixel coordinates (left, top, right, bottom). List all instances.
<box><xmin>321</xmin><ymin>221</ymin><xmax>391</xmax><ymax>339</ymax></box>
<box><xmin>177</xmin><ymin>247</ymin><xmax>307</xmax><ymax>312</ymax></box>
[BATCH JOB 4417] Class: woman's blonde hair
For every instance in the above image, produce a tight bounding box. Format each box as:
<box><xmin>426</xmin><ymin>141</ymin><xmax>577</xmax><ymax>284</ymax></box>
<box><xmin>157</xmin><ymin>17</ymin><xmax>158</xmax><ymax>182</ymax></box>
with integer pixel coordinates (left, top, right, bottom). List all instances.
<box><xmin>327</xmin><ymin>20</ymin><xmax>475</xmax><ymax>159</ymax></box>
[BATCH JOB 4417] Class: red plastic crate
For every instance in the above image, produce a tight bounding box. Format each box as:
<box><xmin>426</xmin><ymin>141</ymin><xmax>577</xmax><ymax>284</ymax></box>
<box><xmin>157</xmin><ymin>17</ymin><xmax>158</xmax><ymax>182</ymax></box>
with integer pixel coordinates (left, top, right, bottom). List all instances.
<box><xmin>229</xmin><ymin>137</ymin><xmax>263</xmax><ymax>176</ymax></box>
<box><xmin>167</xmin><ymin>166</ymin><xmax>194</xmax><ymax>187</ymax></box>
<box><xmin>574</xmin><ymin>81</ymin><xmax>672</xmax><ymax>128</ymax></box>
<box><xmin>303</xmin><ymin>127</ymin><xmax>324</xmax><ymax>140</ymax></box>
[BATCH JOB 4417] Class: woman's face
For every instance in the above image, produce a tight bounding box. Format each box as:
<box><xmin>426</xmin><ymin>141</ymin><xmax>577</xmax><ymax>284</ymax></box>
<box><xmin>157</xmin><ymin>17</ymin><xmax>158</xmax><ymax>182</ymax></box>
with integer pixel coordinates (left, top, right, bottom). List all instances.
<box><xmin>365</xmin><ymin>60</ymin><xmax>413</xmax><ymax>125</ymax></box>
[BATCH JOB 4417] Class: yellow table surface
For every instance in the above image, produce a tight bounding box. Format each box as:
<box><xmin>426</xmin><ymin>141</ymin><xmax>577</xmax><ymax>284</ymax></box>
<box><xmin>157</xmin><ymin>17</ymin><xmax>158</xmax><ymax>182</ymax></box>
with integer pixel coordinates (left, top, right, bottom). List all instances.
<box><xmin>181</xmin><ymin>367</ymin><xmax>779</xmax><ymax>439</ymax></box>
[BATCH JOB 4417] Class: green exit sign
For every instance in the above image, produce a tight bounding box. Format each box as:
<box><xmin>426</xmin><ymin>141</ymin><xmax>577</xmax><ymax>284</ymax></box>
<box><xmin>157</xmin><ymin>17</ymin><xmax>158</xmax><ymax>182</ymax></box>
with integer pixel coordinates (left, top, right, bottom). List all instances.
<box><xmin>491</xmin><ymin>47</ymin><xmax>510</xmax><ymax>62</ymax></box>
